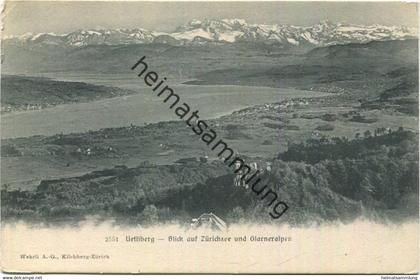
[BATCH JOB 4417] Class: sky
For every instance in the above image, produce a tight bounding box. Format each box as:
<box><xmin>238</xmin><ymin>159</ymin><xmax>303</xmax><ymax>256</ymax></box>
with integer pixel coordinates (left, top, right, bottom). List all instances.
<box><xmin>2</xmin><ymin>1</ymin><xmax>418</xmax><ymax>36</ymax></box>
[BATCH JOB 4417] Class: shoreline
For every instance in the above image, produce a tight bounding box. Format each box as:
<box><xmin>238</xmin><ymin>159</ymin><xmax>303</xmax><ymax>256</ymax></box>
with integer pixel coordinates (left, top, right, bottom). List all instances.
<box><xmin>1</xmin><ymin>85</ymin><xmax>332</xmax><ymax>139</ymax></box>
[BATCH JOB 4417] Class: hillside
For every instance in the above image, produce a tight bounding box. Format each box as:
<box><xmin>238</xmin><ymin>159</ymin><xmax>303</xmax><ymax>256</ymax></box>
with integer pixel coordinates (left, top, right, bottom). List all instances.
<box><xmin>186</xmin><ymin>39</ymin><xmax>418</xmax><ymax>89</ymax></box>
<box><xmin>1</xmin><ymin>75</ymin><xmax>135</xmax><ymax>113</ymax></box>
<box><xmin>306</xmin><ymin>39</ymin><xmax>418</xmax><ymax>59</ymax></box>
<box><xmin>2</xmin><ymin>37</ymin><xmax>417</xmax><ymax>86</ymax></box>
<box><xmin>1</xmin><ymin>42</ymin><xmax>305</xmax><ymax>76</ymax></box>
<box><xmin>1</xmin><ymin>130</ymin><xmax>417</xmax><ymax>225</ymax></box>
<box><xmin>1</xmin><ymin>34</ymin><xmax>418</xmax><ymax>226</ymax></box>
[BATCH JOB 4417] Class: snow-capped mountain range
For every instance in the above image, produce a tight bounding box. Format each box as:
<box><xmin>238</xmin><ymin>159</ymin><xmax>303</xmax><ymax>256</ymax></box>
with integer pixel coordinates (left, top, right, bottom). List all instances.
<box><xmin>3</xmin><ymin>19</ymin><xmax>418</xmax><ymax>48</ymax></box>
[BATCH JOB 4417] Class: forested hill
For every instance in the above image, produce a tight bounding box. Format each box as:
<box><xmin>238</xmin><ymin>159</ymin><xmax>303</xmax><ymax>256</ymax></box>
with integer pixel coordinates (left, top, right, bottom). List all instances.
<box><xmin>2</xmin><ymin>129</ymin><xmax>417</xmax><ymax>225</ymax></box>
<box><xmin>278</xmin><ymin>129</ymin><xmax>417</xmax><ymax>164</ymax></box>
<box><xmin>1</xmin><ymin>75</ymin><xmax>134</xmax><ymax>113</ymax></box>
<box><xmin>274</xmin><ymin>129</ymin><xmax>418</xmax><ymax>223</ymax></box>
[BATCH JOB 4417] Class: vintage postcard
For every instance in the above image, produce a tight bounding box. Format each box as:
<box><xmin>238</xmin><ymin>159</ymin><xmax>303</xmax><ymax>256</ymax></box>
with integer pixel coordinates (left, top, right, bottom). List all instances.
<box><xmin>0</xmin><ymin>0</ymin><xmax>419</xmax><ymax>274</ymax></box>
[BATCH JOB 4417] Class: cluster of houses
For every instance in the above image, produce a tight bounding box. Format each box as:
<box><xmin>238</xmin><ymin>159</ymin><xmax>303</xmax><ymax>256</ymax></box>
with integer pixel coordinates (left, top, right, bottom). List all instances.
<box><xmin>1</xmin><ymin>103</ymin><xmax>52</xmax><ymax>113</ymax></box>
<box><xmin>75</xmin><ymin>146</ymin><xmax>115</xmax><ymax>156</ymax></box>
<box><xmin>232</xmin><ymin>98</ymin><xmax>312</xmax><ymax>118</ymax></box>
<box><xmin>308</xmin><ymin>85</ymin><xmax>347</xmax><ymax>94</ymax></box>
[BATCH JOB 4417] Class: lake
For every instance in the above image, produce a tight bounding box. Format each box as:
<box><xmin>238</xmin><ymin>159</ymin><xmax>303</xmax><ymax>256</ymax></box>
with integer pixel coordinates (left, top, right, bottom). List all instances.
<box><xmin>2</xmin><ymin>76</ymin><xmax>330</xmax><ymax>139</ymax></box>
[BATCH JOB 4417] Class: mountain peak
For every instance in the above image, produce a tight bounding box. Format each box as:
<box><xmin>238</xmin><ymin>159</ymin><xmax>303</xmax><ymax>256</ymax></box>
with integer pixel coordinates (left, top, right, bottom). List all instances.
<box><xmin>4</xmin><ymin>19</ymin><xmax>417</xmax><ymax>48</ymax></box>
<box><xmin>221</xmin><ymin>18</ymin><xmax>247</xmax><ymax>26</ymax></box>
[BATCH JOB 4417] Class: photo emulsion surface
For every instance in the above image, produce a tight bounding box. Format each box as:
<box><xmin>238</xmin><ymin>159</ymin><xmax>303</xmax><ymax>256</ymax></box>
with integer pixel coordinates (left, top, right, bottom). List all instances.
<box><xmin>0</xmin><ymin>1</ymin><xmax>419</xmax><ymax>274</ymax></box>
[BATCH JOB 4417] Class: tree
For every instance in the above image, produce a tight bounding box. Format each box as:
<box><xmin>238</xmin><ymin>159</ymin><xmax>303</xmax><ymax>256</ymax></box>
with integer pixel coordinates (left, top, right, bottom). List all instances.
<box><xmin>363</xmin><ymin>130</ymin><xmax>372</xmax><ymax>138</ymax></box>
<box><xmin>226</xmin><ymin>206</ymin><xmax>246</xmax><ymax>224</ymax></box>
<box><xmin>140</xmin><ymin>204</ymin><xmax>159</xmax><ymax>224</ymax></box>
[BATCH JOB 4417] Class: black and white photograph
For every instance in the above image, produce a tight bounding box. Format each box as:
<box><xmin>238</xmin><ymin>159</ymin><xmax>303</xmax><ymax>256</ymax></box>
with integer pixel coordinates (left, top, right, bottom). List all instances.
<box><xmin>0</xmin><ymin>0</ymin><xmax>418</xmax><ymax>274</ymax></box>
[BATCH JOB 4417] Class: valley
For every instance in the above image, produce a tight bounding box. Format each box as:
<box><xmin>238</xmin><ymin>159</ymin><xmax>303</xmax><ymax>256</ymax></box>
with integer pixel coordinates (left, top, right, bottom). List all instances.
<box><xmin>1</xmin><ymin>27</ymin><xmax>418</xmax><ymax>225</ymax></box>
